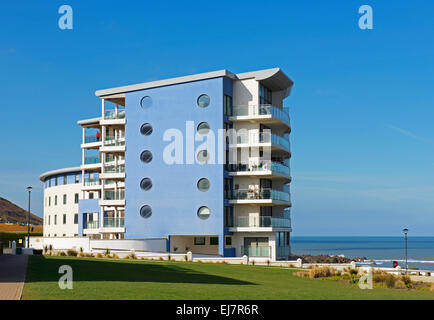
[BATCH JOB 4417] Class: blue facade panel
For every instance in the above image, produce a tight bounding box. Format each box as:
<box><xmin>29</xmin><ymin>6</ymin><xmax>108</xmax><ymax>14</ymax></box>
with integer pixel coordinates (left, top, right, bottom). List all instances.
<box><xmin>124</xmin><ymin>77</ymin><xmax>226</xmax><ymax>253</ymax></box>
<box><xmin>78</xmin><ymin>198</ymin><xmax>100</xmax><ymax>236</ymax></box>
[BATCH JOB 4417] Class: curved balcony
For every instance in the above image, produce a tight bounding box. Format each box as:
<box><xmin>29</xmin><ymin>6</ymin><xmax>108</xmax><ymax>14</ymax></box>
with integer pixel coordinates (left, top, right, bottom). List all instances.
<box><xmin>230</xmin><ymin>105</ymin><xmax>290</xmax><ymax>128</ymax></box>
<box><xmin>229</xmin><ymin>188</ymin><xmax>291</xmax><ymax>205</ymax></box>
<box><xmin>231</xmin><ymin>132</ymin><xmax>290</xmax><ymax>153</ymax></box>
<box><xmin>227</xmin><ymin>161</ymin><xmax>290</xmax><ymax>179</ymax></box>
<box><xmin>229</xmin><ymin>216</ymin><xmax>291</xmax><ymax>232</ymax></box>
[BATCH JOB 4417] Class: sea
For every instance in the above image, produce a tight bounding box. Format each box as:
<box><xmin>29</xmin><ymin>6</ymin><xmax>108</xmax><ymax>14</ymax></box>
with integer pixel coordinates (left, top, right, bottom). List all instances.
<box><xmin>291</xmin><ymin>236</ymin><xmax>434</xmax><ymax>271</ymax></box>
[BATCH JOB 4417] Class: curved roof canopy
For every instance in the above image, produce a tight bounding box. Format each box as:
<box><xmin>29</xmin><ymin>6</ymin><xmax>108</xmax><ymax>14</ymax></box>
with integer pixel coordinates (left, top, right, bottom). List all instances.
<box><xmin>95</xmin><ymin>67</ymin><xmax>293</xmax><ymax>99</ymax></box>
<box><xmin>40</xmin><ymin>166</ymin><xmax>81</xmax><ymax>182</ymax></box>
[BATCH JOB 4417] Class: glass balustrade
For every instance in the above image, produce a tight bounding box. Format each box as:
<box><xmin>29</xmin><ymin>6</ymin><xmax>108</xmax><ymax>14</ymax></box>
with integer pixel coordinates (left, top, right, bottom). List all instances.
<box><xmin>234</xmin><ymin>216</ymin><xmax>291</xmax><ymax>228</ymax></box>
<box><xmin>234</xmin><ymin>132</ymin><xmax>290</xmax><ymax>150</ymax></box>
<box><xmin>240</xmin><ymin>245</ymin><xmax>270</xmax><ymax>257</ymax></box>
<box><xmin>103</xmin><ymin>190</ymin><xmax>125</xmax><ymax>201</ymax></box>
<box><xmin>103</xmin><ymin>217</ymin><xmax>125</xmax><ymax>228</ymax></box>
<box><xmin>228</xmin><ymin>161</ymin><xmax>290</xmax><ymax>176</ymax></box>
<box><xmin>232</xmin><ymin>105</ymin><xmax>290</xmax><ymax>126</ymax></box>
<box><xmin>103</xmin><ymin>165</ymin><xmax>125</xmax><ymax>173</ymax></box>
<box><xmin>84</xmin><ymin>221</ymin><xmax>99</xmax><ymax>229</ymax></box>
<box><xmin>230</xmin><ymin>188</ymin><xmax>290</xmax><ymax>202</ymax></box>
<box><xmin>104</xmin><ymin>109</ymin><xmax>126</xmax><ymax>120</ymax></box>
<box><xmin>84</xmin><ymin>156</ymin><xmax>100</xmax><ymax>164</ymax></box>
<box><xmin>104</xmin><ymin>135</ymin><xmax>125</xmax><ymax>147</ymax></box>
<box><xmin>84</xmin><ymin>179</ymin><xmax>100</xmax><ymax>186</ymax></box>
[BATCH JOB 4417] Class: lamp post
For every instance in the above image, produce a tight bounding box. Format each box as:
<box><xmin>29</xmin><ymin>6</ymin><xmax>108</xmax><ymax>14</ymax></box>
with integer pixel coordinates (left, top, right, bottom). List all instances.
<box><xmin>402</xmin><ymin>228</ymin><xmax>408</xmax><ymax>274</ymax></box>
<box><xmin>27</xmin><ymin>186</ymin><xmax>32</xmax><ymax>248</ymax></box>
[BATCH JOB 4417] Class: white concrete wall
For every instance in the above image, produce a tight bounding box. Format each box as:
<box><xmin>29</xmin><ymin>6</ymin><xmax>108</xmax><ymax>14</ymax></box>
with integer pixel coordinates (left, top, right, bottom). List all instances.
<box><xmin>29</xmin><ymin>237</ymin><xmax>166</xmax><ymax>253</ymax></box>
<box><xmin>233</xmin><ymin>79</ymin><xmax>259</xmax><ymax>107</ymax></box>
<box><xmin>43</xmin><ymin>183</ymin><xmax>82</xmax><ymax>237</ymax></box>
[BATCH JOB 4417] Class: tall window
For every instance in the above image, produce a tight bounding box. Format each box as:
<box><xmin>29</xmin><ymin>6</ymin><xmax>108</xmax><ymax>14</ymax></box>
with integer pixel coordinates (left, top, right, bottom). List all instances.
<box><xmin>63</xmin><ymin>194</ymin><xmax>67</xmax><ymax>205</ymax></box>
<box><xmin>224</xmin><ymin>206</ymin><xmax>233</xmax><ymax>227</ymax></box>
<box><xmin>63</xmin><ymin>175</ymin><xmax>67</xmax><ymax>185</ymax></box>
<box><xmin>54</xmin><ymin>215</ymin><xmax>57</xmax><ymax>225</ymax></box>
<box><xmin>259</xmin><ymin>84</ymin><xmax>272</xmax><ymax>105</ymax></box>
<box><xmin>74</xmin><ymin>193</ymin><xmax>79</xmax><ymax>204</ymax></box>
<box><xmin>54</xmin><ymin>195</ymin><xmax>58</xmax><ymax>206</ymax></box>
<box><xmin>224</xmin><ymin>179</ymin><xmax>232</xmax><ymax>199</ymax></box>
<box><xmin>75</xmin><ymin>174</ymin><xmax>79</xmax><ymax>184</ymax></box>
<box><xmin>74</xmin><ymin>214</ymin><xmax>78</xmax><ymax>224</ymax></box>
<box><xmin>48</xmin><ymin>197</ymin><xmax>51</xmax><ymax>206</ymax></box>
<box><xmin>55</xmin><ymin>176</ymin><xmax>58</xmax><ymax>186</ymax></box>
<box><xmin>224</xmin><ymin>94</ymin><xmax>232</xmax><ymax>116</ymax></box>
<box><xmin>48</xmin><ymin>216</ymin><xmax>51</xmax><ymax>225</ymax></box>
<box><xmin>63</xmin><ymin>214</ymin><xmax>66</xmax><ymax>224</ymax></box>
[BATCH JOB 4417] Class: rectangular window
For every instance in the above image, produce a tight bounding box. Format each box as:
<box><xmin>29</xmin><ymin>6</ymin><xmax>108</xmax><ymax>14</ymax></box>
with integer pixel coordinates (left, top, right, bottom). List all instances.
<box><xmin>225</xmin><ymin>236</ymin><xmax>232</xmax><ymax>246</ymax></box>
<box><xmin>74</xmin><ymin>193</ymin><xmax>79</xmax><ymax>204</ymax></box>
<box><xmin>63</xmin><ymin>214</ymin><xmax>66</xmax><ymax>224</ymax></box>
<box><xmin>63</xmin><ymin>175</ymin><xmax>67</xmax><ymax>185</ymax></box>
<box><xmin>54</xmin><ymin>215</ymin><xmax>57</xmax><ymax>225</ymax></box>
<box><xmin>48</xmin><ymin>216</ymin><xmax>51</xmax><ymax>225</ymax></box>
<box><xmin>224</xmin><ymin>94</ymin><xmax>232</xmax><ymax>116</ymax></box>
<box><xmin>74</xmin><ymin>214</ymin><xmax>78</xmax><ymax>224</ymax></box>
<box><xmin>210</xmin><ymin>237</ymin><xmax>219</xmax><ymax>245</ymax></box>
<box><xmin>224</xmin><ymin>206</ymin><xmax>233</xmax><ymax>227</ymax></box>
<box><xmin>224</xmin><ymin>178</ymin><xmax>232</xmax><ymax>200</ymax></box>
<box><xmin>89</xmin><ymin>192</ymin><xmax>94</xmax><ymax>199</ymax></box>
<box><xmin>259</xmin><ymin>84</ymin><xmax>272</xmax><ymax>105</ymax></box>
<box><xmin>75</xmin><ymin>174</ymin><xmax>79</xmax><ymax>184</ymax></box>
<box><xmin>194</xmin><ymin>237</ymin><xmax>205</xmax><ymax>245</ymax></box>
<box><xmin>63</xmin><ymin>194</ymin><xmax>67</xmax><ymax>205</ymax></box>
<box><xmin>49</xmin><ymin>179</ymin><xmax>51</xmax><ymax>187</ymax></box>
<box><xmin>55</xmin><ymin>195</ymin><xmax>57</xmax><ymax>206</ymax></box>
<box><xmin>49</xmin><ymin>197</ymin><xmax>51</xmax><ymax>206</ymax></box>
<box><xmin>55</xmin><ymin>176</ymin><xmax>58</xmax><ymax>186</ymax></box>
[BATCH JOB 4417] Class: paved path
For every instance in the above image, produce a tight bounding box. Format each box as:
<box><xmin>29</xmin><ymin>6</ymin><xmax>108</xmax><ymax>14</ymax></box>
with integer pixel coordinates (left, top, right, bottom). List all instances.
<box><xmin>0</xmin><ymin>255</ymin><xmax>28</xmax><ymax>300</ymax></box>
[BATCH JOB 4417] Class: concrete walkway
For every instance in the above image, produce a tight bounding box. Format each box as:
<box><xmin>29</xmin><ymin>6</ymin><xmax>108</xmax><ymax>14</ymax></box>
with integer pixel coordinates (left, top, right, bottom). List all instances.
<box><xmin>0</xmin><ymin>255</ymin><xmax>28</xmax><ymax>300</ymax></box>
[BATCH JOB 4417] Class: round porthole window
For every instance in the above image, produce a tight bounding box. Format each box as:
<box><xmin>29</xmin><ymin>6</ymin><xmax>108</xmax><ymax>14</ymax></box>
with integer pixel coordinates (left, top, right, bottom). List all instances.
<box><xmin>197</xmin><ymin>122</ymin><xmax>210</xmax><ymax>135</ymax></box>
<box><xmin>140</xmin><ymin>205</ymin><xmax>152</xmax><ymax>218</ymax></box>
<box><xmin>140</xmin><ymin>178</ymin><xmax>152</xmax><ymax>191</ymax></box>
<box><xmin>140</xmin><ymin>96</ymin><xmax>152</xmax><ymax>109</ymax></box>
<box><xmin>140</xmin><ymin>123</ymin><xmax>153</xmax><ymax>136</ymax></box>
<box><xmin>197</xmin><ymin>94</ymin><xmax>210</xmax><ymax>108</ymax></box>
<box><xmin>140</xmin><ymin>150</ymin><xmax>153</xmax><ymax>163</ymax></box>
<box><xmin>196</xmin><ymin>150</ymin><xmax>209</xmax><ymax>164</ymax></box>
<box><xmin>197</xmin><ymin>206</ymin><xmax>210</xmax><ymax>220</ymax></box>
<box><xmin>197</xmin><ymin>178</ymin><xmax>210</xmax><ymax>192</ymax></box>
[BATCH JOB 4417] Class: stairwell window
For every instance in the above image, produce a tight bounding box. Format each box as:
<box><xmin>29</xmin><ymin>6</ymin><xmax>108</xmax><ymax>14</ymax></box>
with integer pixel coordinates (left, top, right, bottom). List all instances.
<box><xmin>259</xmin><ymin>84</ymin><xmax>272</xmax><ymax>105</ymax></box>
<box><xmin>224</xmin><ymin>95</ymin><xmax>232</xmax><ymax>116</ymax></box>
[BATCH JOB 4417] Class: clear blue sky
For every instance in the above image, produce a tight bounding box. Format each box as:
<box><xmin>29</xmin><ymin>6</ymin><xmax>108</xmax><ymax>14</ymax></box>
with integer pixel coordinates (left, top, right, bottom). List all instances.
<box><xmin>1</xmin><ymin>1</ymin><xmax>433</xmax><ymax>236</ymax></box>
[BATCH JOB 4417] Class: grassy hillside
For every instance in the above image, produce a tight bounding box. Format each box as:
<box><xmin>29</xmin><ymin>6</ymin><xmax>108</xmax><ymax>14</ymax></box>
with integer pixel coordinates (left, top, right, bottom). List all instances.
<box><xmin>0</xmin><ymin>197</ymin><xmax>42</xmax><ymax>225</ymax></box>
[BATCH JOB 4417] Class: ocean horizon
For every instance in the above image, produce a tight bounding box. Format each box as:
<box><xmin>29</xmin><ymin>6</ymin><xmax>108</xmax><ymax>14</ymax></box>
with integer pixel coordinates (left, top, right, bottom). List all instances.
<box><xmin>291</xmin><ymin>236</ymin><xmax>434</xmax><ymax>271</ymax></box>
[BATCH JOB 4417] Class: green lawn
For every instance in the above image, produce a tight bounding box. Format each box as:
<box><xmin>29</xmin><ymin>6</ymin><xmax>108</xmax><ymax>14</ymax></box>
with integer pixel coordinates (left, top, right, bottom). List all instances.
<box><xmin>23</xmin><ymin>255</ymin><xmax>434</xmax><ymax>300</ymax></box>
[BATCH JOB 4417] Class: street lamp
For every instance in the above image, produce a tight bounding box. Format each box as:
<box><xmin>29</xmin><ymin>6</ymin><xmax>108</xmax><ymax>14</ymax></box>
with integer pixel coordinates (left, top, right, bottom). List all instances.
<box><xmin>402</xmin><ymin>228</ymin><xmax>408</xmax><ymax>274</ymax></box>
<box><xmin>27</xmin><ymin>186</ymin><xmax>32</xmax><ymax>248</ymax></box>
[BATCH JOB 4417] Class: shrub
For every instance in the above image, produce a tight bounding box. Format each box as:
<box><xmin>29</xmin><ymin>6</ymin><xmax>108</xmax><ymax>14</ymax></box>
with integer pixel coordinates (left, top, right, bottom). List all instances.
<box><xmin>49</xmin><ymin>244</ymin><xmax>53</xmax><ymax>252</ymax></box>
<box><xmin>79</xmin><ymin>247</ymin><xmax>83</xmax><ymax>253</ymax></box>
<box><xmin>309</xmin><ymin>266</ymin><xmax>334</xmax><ymax>278</ymax></box>
<box><xmin>104</xmin><ymin>249</ymin><xmax>110</xmax><ymax>256</ymax></box>
<box><xmin>293</xmin><ymin>271</ymin><xmax>310</xmax><ymax>278</ymax></box>
<box><xmin>184</xmin><ymin>255</ymin><xmax>188</xmax><ymax>262</ymax></box>
<box><xmin>167</xmin><ymin>254</ymin><xmax>171</xmax><ymax>261</ymax></box>
<box><xmin>372</xmin><ymin>270</ymin><xmax>388</xmax><ymax>283</ymax></box>
<box><xmin>66</xmin><ymin>249</ymin><xmax>78</xmax><ymax>257</ymax></box>
<box><xmin>159</xmin><ymin>256</ymin><xmax>164</xmax><ymax>261</ymax></box>
<box><xmin>43</xmin><ymin>245</ymin><xmax>48</xmax><ymax>254</ymax></box>
<box><xmin>400</xmin><ymin>275</ymin><xmax>413</xmax><ymax>288</ymax></box>
<box><xmin>57</xmin><ymin>251</ymin><xmax>67</xmax><ymax>257</ymax></box>
<box><xmin>123</xmin><ymin>255</ymin><xmax>130</xmax><ymax>259</ymax></box>
<box><xmin>95</xmin><ymin>253</ymin><xmax>103</xmax><ymax>258</ymax></box>
<box><xmin>251</xmin><ymin>260</ymin><xmax>255</xmax><ymax>266</ymax></box>
<box><xmin>112</xmin><ymin>254</ymin><xmax>119</xmax><ymax>259</ymax></box>
<box><xmin>267</xmin><ymin>260</ymin><xmax>271</xmax><ymax>266</ymax></box>
<box><xmin>385</xmin><ymin>274</ymin><xmax>396</xmax><ymax>288</ymax></box>
<box><xmin>129</xmin><ymin>252</ymin><xmax>137</xmax><ymax>259</ymax></box>
<box><xmin>394</xmin><ymin>279</ymin><xmax>406</xmax><ymax>289</ymax></box>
